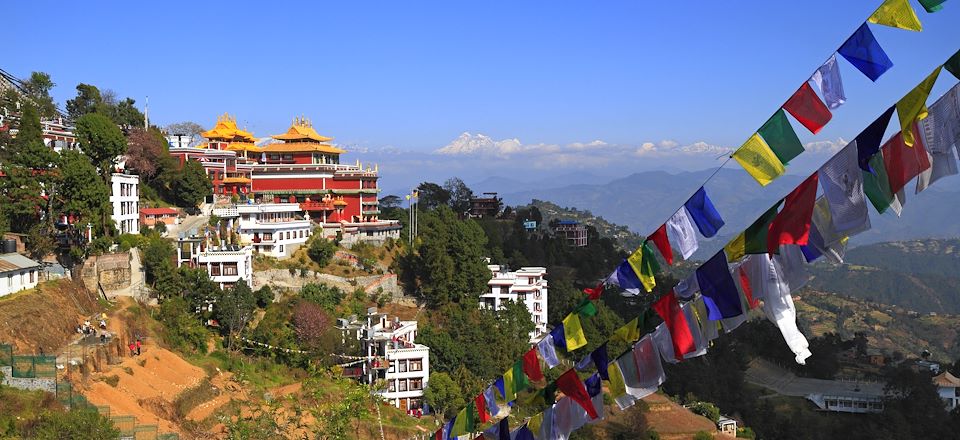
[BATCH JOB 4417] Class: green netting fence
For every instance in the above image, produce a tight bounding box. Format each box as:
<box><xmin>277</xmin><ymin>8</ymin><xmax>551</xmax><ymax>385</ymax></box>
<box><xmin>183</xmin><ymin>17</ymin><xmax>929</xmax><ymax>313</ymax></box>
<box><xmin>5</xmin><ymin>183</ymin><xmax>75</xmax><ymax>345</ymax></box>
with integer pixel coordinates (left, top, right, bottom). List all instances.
<box><xmin>157</xmin><ymin>434</ymin><xmax>180</xmax><ymax>440</ymax></box>
<box><xmin>134</xmin><ymin>424</ymin><xmax>158</xmax><ymax>440</ymax></box>
<box><xmin>11</xmin><ymin>355</ymin><xmax>57</xmax><ymax>378</ymax></box>
<box><xmin>0</xmin><ymin>343</ymin><xmax>12</xmax><ymax>367</ymax></box>
<box><xmin>111</xmin><ymin>415</ymin><xmax>136</xmax><ymax>437</ymax></box>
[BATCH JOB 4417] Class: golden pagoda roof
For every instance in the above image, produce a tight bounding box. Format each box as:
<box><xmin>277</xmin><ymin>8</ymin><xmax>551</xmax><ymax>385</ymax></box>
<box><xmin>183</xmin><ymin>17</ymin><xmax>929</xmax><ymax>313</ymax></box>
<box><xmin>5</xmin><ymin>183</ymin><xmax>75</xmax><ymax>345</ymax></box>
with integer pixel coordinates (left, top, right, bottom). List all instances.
<box><xmin>222</xmin><ymin>177</ymin><xmax>252</xmax><ymax>184</ymax></box>
<box><xmin>201</xmin><ymin>113</ymin><xmax>257</xmax><ymax>142</ymax></box>
<box><xmin>272</xmin><ymin>116</ymin><xmax>334</xmax><ymax>143</ymax></box>
<box><xmin>260</xmin><ymin>142</ymin><xmax>346</xmax><ymax>154</ymax></box>
<box><xmin>224</xmin><ymin>142</ymin><xmax>262</xmax><ymax>153</ymax></box>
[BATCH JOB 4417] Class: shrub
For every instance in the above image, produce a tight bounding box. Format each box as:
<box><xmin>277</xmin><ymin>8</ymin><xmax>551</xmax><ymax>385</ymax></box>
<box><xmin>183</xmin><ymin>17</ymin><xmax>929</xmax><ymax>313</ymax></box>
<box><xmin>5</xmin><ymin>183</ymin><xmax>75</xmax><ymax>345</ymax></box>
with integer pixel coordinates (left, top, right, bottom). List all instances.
<box><xmin>693</xmin><ymin>432</ymin><xmax>713</xmax><ymax>440</ymax></box>
<box><xmin>690</xmin><ymin>401</ymin><xmax>720</xmax><ymax>423</ymax></box>
<box><xmin>307</xmin><ymin>238</ymin><xmax>336</xmax><ymax>266</ymax></box>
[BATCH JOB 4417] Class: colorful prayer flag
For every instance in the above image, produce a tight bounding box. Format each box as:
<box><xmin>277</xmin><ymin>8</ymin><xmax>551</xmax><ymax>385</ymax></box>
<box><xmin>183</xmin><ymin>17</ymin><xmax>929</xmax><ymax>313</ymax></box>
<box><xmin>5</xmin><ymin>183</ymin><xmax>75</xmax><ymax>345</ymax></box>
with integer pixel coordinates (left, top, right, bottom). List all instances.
<box><xmin>783</xmin><ymin>82</ymin><xmax>833</xmax><ymax>134</ymax></box>
<box><xmin>502</xmin><ymin>368</ymin><xmax>516</xmax><ymax>402</ymax></box>
<box><xmin>562</xmin><ymin>313</ymin><xmax>589</xmax><ymax>351</ymax></box>
<box><xmin>919</xmin><ymin>0</ymin><xmax>948</xmax><ymax>13</ymax></box>
<box><xmin>696</xmin><ymin>250</ymin><xmax>744</xmax><ymax>320</ymax></box>
<box><xmin>838</xmin><ymin>24</ymin><xmax>894</xmax><ymax>82</ymax></box>
<box><xmin>483</xmin><ymin>386</ymin><xmax>499</xmax><ymax>417</ymax></box>
<box><xmin>759</xmin><ymin>109</ymin><xmax>805</xmax><ymax>164</ymax></box>
<box><xmin>610</xmin><ymin>260</ymin><xmax>644</xmax><ymax>295</ymax></box>
<box><xmin>475</xmin><ymin>394</ymin><xmax>490</xmax><ymax>424</ymax></box>
<box><xmin>819</xmin><ymin>142</ymin><xmax>872</xmax><ymax>236</ymax></box>
<box><xmin>627</xmin><ymin>241</ymin><xmax>659</xmax><ymax>292</ymax></box>
<box><xmin>863</xmin><ymin>153</ymin><xmax>905</xmax><ymax>215</ymax></box>
<box><xmin>512</xmin><ymin>359</ymin><xmax>529</xmax><ymax>395</ymax></box>
<box><xmin>550</xmin><ymin>325</ymin><xmax>568</xmax><ymax>352</ymax></box>
<box><xmin>576</xmin><ymin>298</ymin><xmax>598</xmax><ymax>317</ymax></box>
<box><xmin>896</xmin><ymin>66</ymin><xmax>942</xmax><ymax>146</ymax></box>
<box><xmin>856</xmin><ymin>106</ymin><xmax>897</xmax><ymax>171</ymax></box>
<box><xmin>725</xmin><ymin>232</ymin><xmax>747</xmax><ymax>262</ymax></box>
<box><xmin>606</xmin><ymin>361</ymin><xmax>628</xmax><ymax>405</ymax></box>
<box><xmin>811</xmin><ymin>54</ymin><xmax>847</xmax><ymax>109</ymax></box>
<box><xmin>725</xmin><ymin>201</ymin><xmax>783</xmax><ymax>261</ymax></box>
<box><xmin>767</xmin><ymin>173</ymin><xmax>819</xmax><ymax>254</ymax></box>
<box><xmin>667</xmin><ymin>207</ymin><xmax>699</xmax><ymax>259</ymax></box>
<box><xmin>945</xmin><ymin>49</ymin><xmax>960</xmax><ymax>80</ymax></box>
<box><xmin>684</xmin><ymin>187</ymin><xmax>725</xmax><ymax>237</ymax></box>
<box><xmin>610</xmin><ymin>317</ymin><xmax>641</xmax><ymax>344</ymax></box>
<box><xmin>868</xmin><ymin>0</ymin><xmax>923</xmax><ymax>31</ymax></box>
<box><xmin>537</xmin><ymin>334</ymin><xmax>561</xmax><ymax>369</ymax></box>
<box><xmin>648</xmin><ymin>224</ymin><xmax>674</xmax><ymax>265</ymax></box>
<box><xmin>651</xmin><ymin>290</ymin><xmax>696</xmax><ymax>360</ymax></box>
<box><xmin>738</xmin><ymin>266</ymin><xmax>760</xmax><ymax>309</ymax></box>
<box><xmin>733</xmin><ymin>133</ymin><xmax>786</xmax><ymax>186</ymax></box>
<box><xmin>591</xmin><ymin>344</ymin><xmax>610</xmax><ymax>380</ymax></box>
<box><xmin>522</xmin><ymin>348</ymin><xmax>544</xmax><ymax>382</ymax></box>
<box><xmin>884</xmin><ymin>123</ymin><xmax>932</xmax><ymax>193</ymax></box>
<box><xmin>583</xmin><ymin>282</ymin><xmax>604</xmax><ymax>300</ymax></box>
<box><xmin>556</xmin><ymin>369</ymin><xmax>600</xmax><ymax>419</ymax></box>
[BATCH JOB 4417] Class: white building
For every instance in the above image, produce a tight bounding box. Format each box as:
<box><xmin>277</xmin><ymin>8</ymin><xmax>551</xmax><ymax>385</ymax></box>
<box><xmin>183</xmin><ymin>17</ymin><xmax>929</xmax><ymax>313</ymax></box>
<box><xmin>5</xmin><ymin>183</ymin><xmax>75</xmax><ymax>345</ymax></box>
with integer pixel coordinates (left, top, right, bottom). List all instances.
<box><xmin>213</xmin><ymin>203</ymin><xmax>311</xmax><ymax>258</ymax></box>
<box><xmin>934</xmin><ymin>371</ymin><xmax>960</xmax><ymax>410</ymax></box>
<box><xmin>166</xmin><ymin>134</ymin><xmax>194</xmax><ymax>149</ymax></box>
<box><xmin>0</xmin><ymin>252</ymin><xmax>42</xmax><ymax>297</ymax></box>
<box><xmin>110</xmin><ymin>173</ymin><xmax>140</xmax><ymax>235</ymax></box>
<box><xmin>175</xmin><ymin>237</ymin><xmax>253</xmax><ymax>290</ymax></box>
<box><xmin>338</xmin><ymin>309</ymin><xmax>430</xmax><ymax>415</ymax></box>
<box><xmin>480</xmin><ymin>265</ymin><xmax>548</xmax><ymax>341</ymax></box>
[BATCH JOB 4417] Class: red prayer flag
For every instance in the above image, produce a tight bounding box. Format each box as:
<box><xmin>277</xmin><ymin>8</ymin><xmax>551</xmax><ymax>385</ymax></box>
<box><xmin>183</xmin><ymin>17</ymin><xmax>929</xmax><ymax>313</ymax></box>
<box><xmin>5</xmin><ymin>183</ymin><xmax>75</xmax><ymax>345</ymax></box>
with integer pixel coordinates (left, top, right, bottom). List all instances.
<box><xmin>522</xmin><ymin>348</ymin><xmax>544</xmax><ymax>381</ymax></box>
<box><xmin>556</xmin><ymin>369</ymin><xmax>599</xmax><ymax>419</ymax></box>
<box><xmin>583</xmin><ymin>282</ymin><xmax>604</xmax><ymax>300</ymax></box>
<box><xmin>783</xmin><ymin>82</ymin><xmax>833</xmax><ymax>134</ymax></box>
<box><xmin>474</xmin><ymin>393</ymin><xmax>490</xmax><ymax>424</ymax></box>
<box><xmin>648</xmin><ymin>224</ymin><xmax>674</xmax><ymax>265</ymax></box>
<box><xmin>435</xmin><ymin>429</ymin><xmax>442</xmax><ymax>440</ymax></box>
<box><xmin>739</xmin><ymin>266</ymin><xmax>759</xmax><ymax>309</ymax></box>
<box><xmin>767</xmin><ymin>173</ymin><xmax>819</xmax><ymax>254</ymax></box>
<box><xmin>883</xmin><ymin>122</ymin><xmax>932</xmax><ymax>194</ymax></box>
<box><xmin>651</xmin><ymin>290</ymin><xmax>695</xmax><ymax>360</ymax></box>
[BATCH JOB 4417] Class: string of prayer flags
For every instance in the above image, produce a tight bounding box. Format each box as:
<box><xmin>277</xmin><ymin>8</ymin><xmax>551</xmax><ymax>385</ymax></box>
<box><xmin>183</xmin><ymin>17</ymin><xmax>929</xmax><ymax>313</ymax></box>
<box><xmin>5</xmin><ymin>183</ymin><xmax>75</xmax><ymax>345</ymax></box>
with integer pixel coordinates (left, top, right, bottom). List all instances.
<box><xmin>767</xmin><ymin>173</ymin><xmax>819</xmax><ymax>254</ymax></box>
<box><xmin>562</xmin><ymin>313</ymin><xmax>589</xmax><ymax>351</ymax></box>
<box><xmin>863</xmin><ymin>153</ymin><xmax>906</xmax><ymax>215</ymax></box>
<box><xmin>838</xmin><ymin>23</ymin><xmax>894</xmax><ymax>82</ymax></box>
<box><xmin>818</xmin><ymin>143</ymin><xmax>872</xmax><ymax>236</ymax></box>
<box><xmin>784</xmin><ymin>82</ymin><xmax>833</xmax><ymax>134</ymax></box>
<box><xmin>868</xmin><ymin>0</ymin><xmax>923</xmax><ymax>31</ymax></box>
<box><xmin>475</xmin><ymin>394</ymin><xmax>490</xmax><ymax>424</ymax></box>
<box><xmin>919</xmin><ymin>0</ymin><xmax>948</xmax><ymax>13</ymax></box>
<box><xmin>857</xmin><ymin>106</ymin><xmax>897</xmax><ymax>171</ymax></box>
<box><xmin>696</xmin><ymin>250</ymin><xmax>744</xmax><ymax>320</ymax></box>
<box><xmin>759</xmin><ymin>109</ymin><xmax>806</xmax><ymax>164</ymax></box>
<box><xmin>897</xmin><ymin>66</ymin><xmax>942</xmax><ymax>146</ymax></box>
<box><xmin>522</xmin><ymin>348</ymin><xmax>544</xmax><ymax>382</ymax></box>
<box><xmin>667</xmin><ymin>207</ymin><xmax>699</xmax><ymax>259</ymax></box>
<box><xmin>733</xmin><ymin>133</ymin><xmax>786</xmax><ymax>186</ymax></box>
<box><xmin>811</xmin><ymin>55</ymin><xmax>847</xmax><ymax>109</ymax></box>
<box><xmin>609</xmin><ymin>260</ymin><xmax>643</xmax><ymax>295</ymax></box>
<box><xmin>946</xmin><ymin>49</ymin><xmax>960</xmax><ymax>80</ymax></box>
<box><xmin>884</xmin><ymin>123</ymin><xmax>933</xmax><ymax>194</ymax></box>
<box><xmin>556</xmin><ymin>369</ymin><xmax>600</xmax><ymax>419</ymax></box>
<box><xmin>725</xmin><ymin>201</ymin><xmax>782</xmax><ymax>261</ymax></box>
<box><xmin>684</xmin><ymin>187</ymin><xmax>725</xmax><ymax>237</ymax></box>
<box><xmin>648</xmin><ymin>224</ymin><xmax>674</xmax><ymax>265</ymax></box>
<box><xmin>583</xmin><ymin>282</ymin><xmax>604</xmax><ymax>300</ymax></box>
<box><xmin>537</xmin><ymin>334</ymin><xmax>561</xmax><ymax>369</ymax></box>
<box><xmin>917</xmin><ymin>85</ymin><xmax>960</xmax><ymax>191</ymax></box>
<box><xmin>627</xmin><ymin>241</ymin><xmax>660</xmax><ymax>292</ymax></box>
<box><xmin>651</xmin><ymin>290</ymin><xmax>696</xmax><ymax>361</ymax></box>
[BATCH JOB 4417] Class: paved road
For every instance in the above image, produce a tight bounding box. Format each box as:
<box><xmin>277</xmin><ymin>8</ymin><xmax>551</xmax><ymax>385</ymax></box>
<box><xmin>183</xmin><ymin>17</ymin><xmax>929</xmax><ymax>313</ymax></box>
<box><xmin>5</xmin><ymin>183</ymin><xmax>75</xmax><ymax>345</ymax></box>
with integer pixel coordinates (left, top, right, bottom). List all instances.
<box><xmin>167</xmin><ymin>213</ymin><xmax>210</xmax><ymax>238</ymax></box>
<box><xmin>745</xmin><ymin>358</ymin><xmax>884</xmax><ymax>399</ymax></box>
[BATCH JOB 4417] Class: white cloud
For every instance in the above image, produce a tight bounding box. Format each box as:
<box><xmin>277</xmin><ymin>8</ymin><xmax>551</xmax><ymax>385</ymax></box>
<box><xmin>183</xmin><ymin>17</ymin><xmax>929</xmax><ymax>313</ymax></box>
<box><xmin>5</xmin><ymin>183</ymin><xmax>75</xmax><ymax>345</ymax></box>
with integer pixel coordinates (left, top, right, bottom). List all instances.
<box><xmin>804</xmin><ymin>137</ymin><xmax>847</xmax><ymax>154</ymax></box>
<box><xmin>635</xmin><ymin>140</ymin><xmax>730</xmax><ymax>157</ymax></box>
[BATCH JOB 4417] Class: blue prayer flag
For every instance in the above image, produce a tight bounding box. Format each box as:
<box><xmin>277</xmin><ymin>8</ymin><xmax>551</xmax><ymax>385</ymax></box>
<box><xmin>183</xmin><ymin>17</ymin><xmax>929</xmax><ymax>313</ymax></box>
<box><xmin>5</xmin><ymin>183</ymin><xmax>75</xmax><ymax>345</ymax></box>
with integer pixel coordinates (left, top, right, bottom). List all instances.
<box><xmin>610</xmin><ymin>260</ymin><xmax>644</xmax><ymax>295</ymax></box>
<box><xmin>696</xmin><ymin>250</ymin><xmax>744</xmax><ymax>320</ymax></box>
<box><xmin>494</xmin><ymin>377</ymin><xmax>506</xmax><ymax>400</ymax></box>
<box><xmin>684</xmin><ymin>187</ymin><xmax>725</xmax><ymax>238</ymax></box>
<box><xmin>855</xmin><ymin>106</ymin><xmax>896</xmax><ymax>172</ymax></box>
<box><xmin>550</xmin><ymin>324</ymin><xmax>568</xmax><ymax>352</ymax></box>
<box><xmin>513</xmin><ymin>425</ymin><xmax>535</xmax><ymax>440</ymax></box>
<box><xmin>585</xmin><ymin>373</ymin><xmax>603</xmax><ymax>397</ymax></box>
<box><xmin>838</xmin><ymin>24</ymin><xmax>894</xmax><ymax>82</ymax></box>
<box><xmin>591</xmin><ymin>344</ymin><xmax>610</xmax><ymax>381</ymax></box>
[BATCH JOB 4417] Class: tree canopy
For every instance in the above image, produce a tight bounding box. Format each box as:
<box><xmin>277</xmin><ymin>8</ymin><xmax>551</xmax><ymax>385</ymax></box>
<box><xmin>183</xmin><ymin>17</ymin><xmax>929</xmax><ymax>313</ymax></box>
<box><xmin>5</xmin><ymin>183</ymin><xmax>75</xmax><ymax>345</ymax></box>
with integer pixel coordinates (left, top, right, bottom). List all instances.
<box><xmin>75</xmin><ymin>113</ymin><xmax>127</xmax><ymax>182</ymax></box>
<box><xmin>174</xmin><ymin>160</ymin><xmax>212</xmax><ymax>207</ymax></box>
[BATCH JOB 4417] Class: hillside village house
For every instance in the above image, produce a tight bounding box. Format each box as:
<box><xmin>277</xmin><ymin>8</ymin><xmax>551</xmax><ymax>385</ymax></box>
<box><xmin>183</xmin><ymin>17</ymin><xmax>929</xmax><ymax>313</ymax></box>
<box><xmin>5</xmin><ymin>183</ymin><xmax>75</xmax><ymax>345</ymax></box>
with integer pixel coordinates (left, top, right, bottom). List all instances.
<box><xmin>175</xmin><ymin>236</ymin><xmax>253</xmax><ymax>290</ymax></box>
<box><xmin>0</xmin><ymin>250</ymin><xmax>42</xmax><ymax>297</ymax></box>
<box><xmin>338</xmin><ymin>309</ymin><xmax>430</xmax><ymax>415</ymax></box>
<box><xmin>213</xmin><ymin>203</ymin><xmax>311</xmax><ymax>259</ymax></box>
<box><xmin>480</xmin><ymin>264</ymin><xmax>549</xmax><ymax>341</ymax></box>
<box><xmin>140</xmin><ymin>207</ymin><xmax>180</xmax><ymax>227</ymax></box>
<box><xmin>934</xmin><ymin>371</ymin><xmax>960</xmax><ymax>410</ymax></box>
<box><xmin>110</xmin><ymin>172</ymin><xmax>140</xmax><ymax>235</ymax></box>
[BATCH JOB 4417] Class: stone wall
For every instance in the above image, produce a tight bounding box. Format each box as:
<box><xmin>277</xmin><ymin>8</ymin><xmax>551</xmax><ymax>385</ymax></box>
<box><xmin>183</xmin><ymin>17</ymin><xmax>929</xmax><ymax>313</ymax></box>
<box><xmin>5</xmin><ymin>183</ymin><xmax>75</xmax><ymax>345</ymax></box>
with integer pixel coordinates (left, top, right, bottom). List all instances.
<box><xmin>0</xmin><ymin>366</ymin><xmax>57</xmax><ymax>394</ymax></box>
<box><xmin>252</xmin><ymin>269</ymin><xmax>400</xmax><ymax>296</ymax></box>
<box><xmin>80</xmin><ymin>253</ymin><xmax>131</xmax><ymax>292</ymax></box>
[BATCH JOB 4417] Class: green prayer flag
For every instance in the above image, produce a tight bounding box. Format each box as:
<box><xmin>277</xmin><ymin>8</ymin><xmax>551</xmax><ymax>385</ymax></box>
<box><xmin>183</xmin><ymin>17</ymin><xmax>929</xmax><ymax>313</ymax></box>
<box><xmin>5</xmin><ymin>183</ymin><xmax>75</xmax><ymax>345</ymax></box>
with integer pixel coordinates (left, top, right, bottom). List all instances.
<box><xmin>745</xmin><ymin>201</ymin><xmax>783</xmax><ymax>254</ymax></box>
<box><xmin>513</xmin><ymin>359</ymin><xmax>529</xmax><ymax>395</ymax></box>
<box><xmin>945</xmin><ymin>49</ymin><xmax>960</xmax><ymax>81</ymax></box>
<box><xmin>451</xmin><ymin>408</ymin><xmax>468</xmax><ymax>437</ymax></box>
<box><xmin>863</xmin><ymin>154</ymin><xmax>897</xmax><ymax>213</ymax></box>
<box><xmin>576</xmin><ymin>299</ymin><xmax>598</xmax><ymax>317</ymax></box>
<box><xmin>758</xmin><ymin>109</ymin><xmax>805</xmax><ymax>164</ymax></box>
<box><xmin>919</xmin><ymin>0</ymin><xmax>947</xmax><ymax>12</ymax></box>
<box><xmin>465</xmin><ymin>404</ymin><xmax>476</xmax><ymax>432</ymax></box>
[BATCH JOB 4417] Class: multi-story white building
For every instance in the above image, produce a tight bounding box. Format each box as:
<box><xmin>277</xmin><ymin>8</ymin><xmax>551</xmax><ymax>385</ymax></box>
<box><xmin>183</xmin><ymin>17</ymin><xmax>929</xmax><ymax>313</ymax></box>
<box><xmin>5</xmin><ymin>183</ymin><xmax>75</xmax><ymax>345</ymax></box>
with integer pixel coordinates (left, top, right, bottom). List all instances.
<box><xmin>480</xmin><ymin>265</ymin><xmax>549</xmax><ymax>341</ymax></box>
<box><xmin>110</xmin><ymin>173</ymin><xmax>140</xmax><ymax>235</ymax></box>
<box><xmin>213</xmin><ymin>203</ymin><xmax>311</xmax><ymax>258</ymax></box>
<box><xmin>338</xmin><ymin>308</ymin><xmax>430</xmax><ymax>415</ymax></box>
<box><xmin>175</xmin><ymin>237</ymin><xmax>253</xmax><ymax>290</ymax></box>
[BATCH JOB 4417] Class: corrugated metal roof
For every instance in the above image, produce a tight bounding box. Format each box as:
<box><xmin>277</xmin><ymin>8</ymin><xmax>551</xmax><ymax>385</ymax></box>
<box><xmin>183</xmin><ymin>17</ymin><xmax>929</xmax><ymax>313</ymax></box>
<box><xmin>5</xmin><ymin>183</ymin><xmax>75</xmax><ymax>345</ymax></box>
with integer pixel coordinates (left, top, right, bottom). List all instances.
<box><xmin>0</xmin><ymin>253</ymin><xmax>41</xmax><ymax>273</ymax></box>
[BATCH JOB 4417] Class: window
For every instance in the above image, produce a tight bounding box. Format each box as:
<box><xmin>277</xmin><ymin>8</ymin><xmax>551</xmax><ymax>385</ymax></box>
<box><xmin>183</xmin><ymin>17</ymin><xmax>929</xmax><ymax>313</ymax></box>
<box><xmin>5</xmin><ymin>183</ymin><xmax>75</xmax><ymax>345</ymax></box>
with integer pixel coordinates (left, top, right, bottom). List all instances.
<box><xmin>299</xmin><ymin>230</ymin><xmax>304</xmax><ymax>238</ymax></box>
<box><xmin>388</xmin><ymin>381</ymin><xmax>396</xmax><ymax>392</ymax></box>
<box><xmin>210</xmin><ymin>265</ymin><xmax>221</xmax><ymax>276</ymax></box>
<box><xmin>286</xmin><ymin>231</ymin><xmax>291</xmax><ymax>240</ymax></box>
<box><xmin>409</xmin><ymin>359</ymin><xmax>422</xmax><ymax>371</ymax></box>
<box><xmin>398</xmin><ymin>361</ymin><xmax>407</xmax><ymax>373</ymax></box>
<box><xmin>263</xmin><ymin>233</ymin><xmax>273</xmax><ymax>241</ymax></box>
<box><xmin>409</xmin><ymin>379</ymin><xmax>422</xmax><ymax>390</ymax></box>
<box><xmin>223</xmin><ymin>263</ymin><xmax>238</xmax><ymax>276</ymax></box>
<box><xmin>30</xmin><ymin>270</ymin><xmax>35</xmax><ymax>283</ymax></box>
<box><xmin>398</xmin><ymin>381</ymin><xmax>407</xmax><ymax>392</ymax></box>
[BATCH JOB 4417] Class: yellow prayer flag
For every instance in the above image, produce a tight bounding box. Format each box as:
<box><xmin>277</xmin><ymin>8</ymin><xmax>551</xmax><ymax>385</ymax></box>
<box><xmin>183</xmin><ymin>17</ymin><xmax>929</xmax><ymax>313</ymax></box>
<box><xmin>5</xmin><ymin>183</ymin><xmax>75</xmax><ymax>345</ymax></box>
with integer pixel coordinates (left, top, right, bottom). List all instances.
<box><xmin>733</xmin><ymin>133</ymin><xmax>785</xmax><ymax>186</ymax></box>
<box><xmin>562</xmin><ymin>313</ymin><xmax>588</xmax><ymax>351</ymax></box>
<box><xmin>896</xmin><ymin>66</ymin><xmax>942</xmax><ymax>146</ymax></box>
<box><xmin>724</xmin><ymin>232</ymin><xmax>747</xmax><ymax>262</ymax></box>
<box><xmin>868</xmin><ymin>0</ymin><xmax>922</xmax><ymax>32</ymax></box>
<box><xmin>627</xmin><ymin>246</ymin><xmax>656</xmax><ymax>292</ymax></box>
<box><xmin>502</xmin><ymin>367</ymin><xmax>517</xmax><ymax>403</ymax></box>
<box><xmin>607</xmin><ymin>362</ymin><xmax>627</xmax><ymax>399</ymax></box>
<box><xmin>610</xmin><ymin>317</ymin><xmax>640</xmax><ymax>344</ymax></box>
<box><xmin>528</xmin><ymin>412</ymin><xmax>544</xmax><ymax>434</ymax></box>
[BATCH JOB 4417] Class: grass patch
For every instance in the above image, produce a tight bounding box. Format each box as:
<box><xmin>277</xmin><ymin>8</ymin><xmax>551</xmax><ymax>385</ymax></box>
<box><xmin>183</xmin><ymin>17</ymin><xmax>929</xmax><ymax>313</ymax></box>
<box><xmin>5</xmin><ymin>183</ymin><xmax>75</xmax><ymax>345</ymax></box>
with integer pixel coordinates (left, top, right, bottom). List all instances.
<box><xmin>174</xmin><ymin>378</ymin><xmax>219</xmax><ymax>419</ymax></box>
<box><xmin>100</xmin><ymin>375</ymin><xmax>120</xmax><ymax>387</ymax></box>
<box><xmin>186</xmin><ymin>350</ymin><xmax>304</xmax><ymax>392</ymax></box>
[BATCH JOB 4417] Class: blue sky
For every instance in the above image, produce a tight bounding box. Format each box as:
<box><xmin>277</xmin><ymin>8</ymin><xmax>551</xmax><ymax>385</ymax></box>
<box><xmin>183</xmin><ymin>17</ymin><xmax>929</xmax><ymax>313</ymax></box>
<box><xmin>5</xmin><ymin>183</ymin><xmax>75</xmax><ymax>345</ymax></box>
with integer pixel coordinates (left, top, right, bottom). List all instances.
<box><xmin>5</xmin><ymin>1</ymin><xmax>960</xmax><ymax>191</ymax></box>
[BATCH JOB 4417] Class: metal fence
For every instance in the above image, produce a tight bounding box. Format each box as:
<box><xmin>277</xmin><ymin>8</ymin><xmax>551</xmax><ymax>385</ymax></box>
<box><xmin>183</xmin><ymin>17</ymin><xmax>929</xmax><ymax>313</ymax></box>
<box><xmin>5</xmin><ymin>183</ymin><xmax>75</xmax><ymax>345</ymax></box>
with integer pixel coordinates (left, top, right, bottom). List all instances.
<box><xmin>0</xmin><ymin>343</ymin><xmax>11</xmax><ymax>367</ymax></box>
<box><xmin>11</xmin><ymin>355</ymin><xmax>57</xmax><ymax>378</ymax></box>
<box><xmin>111</xmin><ymin>415</ymin><xmax>137</xmax><ymax>437</ymax></box>
<box><xmin>133</xmin><ymin>424</ymin><xmax>158</xmax><ymax>440</ymax></box>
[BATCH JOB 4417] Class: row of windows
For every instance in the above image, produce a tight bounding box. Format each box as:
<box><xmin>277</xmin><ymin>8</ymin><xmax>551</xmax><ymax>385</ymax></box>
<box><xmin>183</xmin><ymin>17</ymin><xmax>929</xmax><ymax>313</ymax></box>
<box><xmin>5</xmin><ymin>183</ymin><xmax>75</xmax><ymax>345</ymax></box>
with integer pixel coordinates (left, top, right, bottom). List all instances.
<box><xmin>5</xmin><ymin>270</ymin><xmax>37</xmax><ymax>287</ymax></box>
<box><xmin>210</xmin><ymin>263</ymin><xmax>239</xmax><ymax>277</ymax></box>
<box><xmin>256</xmin><ymin>229</ymin><xmax>309</xmax><ymax>242</ymax></box>
<box><xmin>388</xmin><ymin>378</ymin><xmax>424</xmax><ymax>392</ymax></box>
<box><xmin>117</xmin><ymin>182</ymin><xmax>137</xmax><ymax>197</ymax></box>
<box><xmin>120</xmin><ymin>201</ymin><xmax>138</xmax><ymax>216</ymax></box>
<box><xmin>393</xmin><ymin>358</ymin><xmax>424</xmax><ymax>373</ymax></box>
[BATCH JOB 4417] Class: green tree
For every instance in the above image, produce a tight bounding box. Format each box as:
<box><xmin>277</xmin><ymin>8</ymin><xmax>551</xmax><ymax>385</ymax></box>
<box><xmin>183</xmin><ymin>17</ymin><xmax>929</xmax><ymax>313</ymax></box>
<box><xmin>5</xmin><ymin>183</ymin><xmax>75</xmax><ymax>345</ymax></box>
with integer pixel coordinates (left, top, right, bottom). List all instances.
<box><xmin>311</xmin><ymin>377</ymin><xmax>370</xmax><ymax>439</ymax></box>
<box><xmin>29</xmin><ymin>408</ymin><xmax>119</xmax><ymax>440</ymax></box>
<box><xmin>175</xmin><ymin>160</ymin><xmax>212</xmax><ymax>207</ymax></box>
<box><xmin>107</xmin><ymin>97</ymin><xmax>145</xmax><ymax>128</ymax></box>
<box><xmin>443</xmin><ymin>177</ymin><xmax>474</xmax><ymax>215</ymax></box>
<box><xmin>57</xmin><ymin>150</ymin><xmax>111</xmax><ymax>236</ymax></box>
<box><xmin>307</xmin><ymin>237</ymin><xmax>337</xmax><ymax>267</ymax></box>
<box><xmin>690</xmin><ymin>401</ymin><xmax>721</xmax><ymax>423</ymax></box>
<box><xmin>21</xmin><ymin>72</ymin><xmax>57</xmax><ymax>119</ymax></box>
<box><xmin>65</xmin><ymin>83</ymin><xmax>103</xmax><ymax>120</ymax></box>
<box><xmin>423</xmin><ymin>371</ymin><xmax>465</xmax><ymax>420</ymax></box>
<box><xmin>75</xmin><ymin>113</ymin><xmax>127</xmax><ymax>183</ymax></box>
<box><xmin>141</xmin><ymin>234</ymin><xmax>178</xmax><ymax>293</ymax></box>
<box><xmin>157</xmin><ymin>296</ymin><xmax>209</xmax><ymax>353</ymax></box>
<box><xmin>416</xmin><ymin>182</ymin><xmax>450</xmax><ymax>210</ymax></box>
<box><xmin>300</xmin><ymin>283</ymin><xmax>345</xmax><ymax>312</ymax></box>
<box><xmin>0</xmin><ymin>105</ymin><xmax>59</xmax><ymax>233</ymax></box>
<box><xmin>217</xmin><ymin>280</ymin><xmax>257</xmax><ymax>350</ymax></box>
